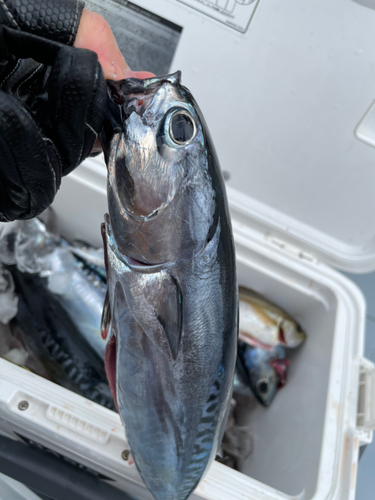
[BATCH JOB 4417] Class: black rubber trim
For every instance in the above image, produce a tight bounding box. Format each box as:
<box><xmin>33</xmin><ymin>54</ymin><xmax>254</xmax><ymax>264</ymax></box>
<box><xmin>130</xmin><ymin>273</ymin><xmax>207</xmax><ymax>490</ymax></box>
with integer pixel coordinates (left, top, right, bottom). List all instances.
<box><xmin>0</xmin><ymin>435</ymin><xmax>135</xmax><ymax>500</ymax></box>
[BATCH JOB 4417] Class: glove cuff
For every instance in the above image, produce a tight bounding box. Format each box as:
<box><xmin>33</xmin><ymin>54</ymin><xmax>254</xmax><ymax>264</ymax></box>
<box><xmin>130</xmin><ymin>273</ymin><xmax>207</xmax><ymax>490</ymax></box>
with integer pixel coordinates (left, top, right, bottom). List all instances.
<box><xmin>0</xmin><ymin>0</ymin><xmax>85</xmax><ymax>45</ymax></box>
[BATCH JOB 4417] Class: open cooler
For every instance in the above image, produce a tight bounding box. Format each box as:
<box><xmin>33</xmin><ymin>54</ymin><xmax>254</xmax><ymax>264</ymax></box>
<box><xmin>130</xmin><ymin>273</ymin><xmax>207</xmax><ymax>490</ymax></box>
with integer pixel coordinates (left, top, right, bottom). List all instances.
<box><xmin>1</xmin><ymin>0</ymin><xmax>375</xmax><ymax>499</ymax></box>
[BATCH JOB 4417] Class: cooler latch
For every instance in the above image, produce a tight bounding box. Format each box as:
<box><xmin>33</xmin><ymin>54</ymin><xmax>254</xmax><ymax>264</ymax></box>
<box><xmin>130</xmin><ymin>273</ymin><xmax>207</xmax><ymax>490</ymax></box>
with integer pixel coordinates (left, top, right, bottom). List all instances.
<box><xmin>265</xmin><ymin>235</ymin><xmax>318</xmax><ymax>264</ymax></box>
<box><xmin>356</xmin><ymin>357</ymin><xmax>375</xmax><ymax>444</ymax></box>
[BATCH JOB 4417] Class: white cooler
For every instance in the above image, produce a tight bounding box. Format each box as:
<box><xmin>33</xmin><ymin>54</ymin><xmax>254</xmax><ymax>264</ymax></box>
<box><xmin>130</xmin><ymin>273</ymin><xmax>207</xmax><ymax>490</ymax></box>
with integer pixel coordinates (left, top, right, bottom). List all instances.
<box><xmin>1</xmin><ymin>0</ymin><xmax>375</xmax><ymax>499</ymax></box>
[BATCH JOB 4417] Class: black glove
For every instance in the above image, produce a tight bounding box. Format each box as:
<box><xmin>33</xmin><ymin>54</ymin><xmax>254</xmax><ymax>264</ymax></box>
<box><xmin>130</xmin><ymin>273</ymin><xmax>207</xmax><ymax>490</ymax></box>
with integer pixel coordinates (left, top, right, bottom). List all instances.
<box><xmin>0</xmin><ymin>0</ymin><xmax>107</xmax><ymax>222</ymax></box>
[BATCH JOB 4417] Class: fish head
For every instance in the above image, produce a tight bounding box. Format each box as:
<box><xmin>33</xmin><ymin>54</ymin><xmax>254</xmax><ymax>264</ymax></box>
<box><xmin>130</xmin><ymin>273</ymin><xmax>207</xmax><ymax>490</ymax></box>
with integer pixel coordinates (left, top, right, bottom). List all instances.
<box><xmin>102</xmin><ymin>71</ymin><xmax>216</xmax><ymax>265</ymax></box>
<box><xmin>280</xmin><ymin>319</ymin><xmax>306</xmax><ymax>348</ymax></box>
<box><xmin>249</xmin><ymin>362</ymin><xmax>278</xmax><ymax>407</ymax></box>
<box><xmin>240</xmin><ymin>344</ymin><xmax>279</xmax><ymax>406</ymax></box>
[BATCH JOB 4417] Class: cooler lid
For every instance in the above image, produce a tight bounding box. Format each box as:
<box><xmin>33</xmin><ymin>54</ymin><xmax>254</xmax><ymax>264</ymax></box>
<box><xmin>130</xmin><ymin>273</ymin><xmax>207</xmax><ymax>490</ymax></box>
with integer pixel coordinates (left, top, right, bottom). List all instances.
<box><xmin>87</xmin><ymin>0</ymin><xmax>375</xmax><ymax>273</ymax></box>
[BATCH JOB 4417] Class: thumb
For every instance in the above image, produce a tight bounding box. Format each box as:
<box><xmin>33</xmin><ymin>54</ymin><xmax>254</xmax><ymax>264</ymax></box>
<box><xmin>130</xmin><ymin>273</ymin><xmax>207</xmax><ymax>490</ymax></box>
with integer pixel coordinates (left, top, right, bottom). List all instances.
<box><xmin>74</xmin><ymin>9</ymin><xmax>128</xmax><ymax>80</ymax></box>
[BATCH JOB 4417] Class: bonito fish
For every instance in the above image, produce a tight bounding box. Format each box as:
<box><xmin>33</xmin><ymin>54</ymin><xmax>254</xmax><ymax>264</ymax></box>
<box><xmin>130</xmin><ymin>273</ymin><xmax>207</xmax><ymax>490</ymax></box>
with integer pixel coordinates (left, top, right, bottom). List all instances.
<box><xmin>101</xmin><ymin>72</ymin><xmax>238</xmax><ymax>500</ymax></box>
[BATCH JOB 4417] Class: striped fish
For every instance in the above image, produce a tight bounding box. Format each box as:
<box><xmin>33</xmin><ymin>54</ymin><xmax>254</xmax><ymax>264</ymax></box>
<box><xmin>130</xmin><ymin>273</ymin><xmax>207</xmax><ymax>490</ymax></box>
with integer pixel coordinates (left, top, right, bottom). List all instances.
<box><xmin>101</xmin><ymin>72</ymin><xmax>238</xmax><ymax>500</ymax></box>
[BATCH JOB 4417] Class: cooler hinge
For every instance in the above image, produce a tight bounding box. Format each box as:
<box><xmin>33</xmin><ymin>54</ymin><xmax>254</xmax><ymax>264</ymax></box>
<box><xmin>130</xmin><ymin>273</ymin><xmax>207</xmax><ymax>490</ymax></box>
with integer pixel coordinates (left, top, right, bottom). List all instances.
<box><xmin>356</xmin><ymin>357</ymin><xmax>375</xmax><ymax>445</ymax></box>
<box><xmin>265</xmin><ymin>235</ymin><xmax>318</xmax><ymax>265</ymax></box>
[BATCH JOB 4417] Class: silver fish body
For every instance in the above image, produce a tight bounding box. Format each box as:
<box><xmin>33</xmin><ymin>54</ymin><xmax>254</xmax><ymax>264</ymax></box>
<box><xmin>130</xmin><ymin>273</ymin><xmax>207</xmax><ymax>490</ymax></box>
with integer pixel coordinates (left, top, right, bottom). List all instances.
<box><xmin>55</xmin><ymin>254</ymin><xmax>107</xmax><ymax>360</ymax></box>
<box><xmin>101</xmin><ymin>72</ymin><xmax>238</xmax><ymax>500</ymax></box>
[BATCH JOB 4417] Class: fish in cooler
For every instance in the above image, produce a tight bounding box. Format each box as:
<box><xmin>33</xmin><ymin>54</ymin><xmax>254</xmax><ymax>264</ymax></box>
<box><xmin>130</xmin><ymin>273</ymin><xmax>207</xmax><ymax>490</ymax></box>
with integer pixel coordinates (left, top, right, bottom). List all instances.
<box><xmin>0</xmin><ymin>219</ymin><xmax>107</xmax><ymax>359</ymax></box>
<box><xmin>238</xmin><ymin>287</ymin><xmax>306</xmax><ymax>349</ymax></box>
<box><xmin>8</xmin><ymin>265</ymin><xmax>115</xmax><ymax>410</ymax></box>
<box><xmin>236</xmin><ymin>340</ymin><xmax>290</xmax><ymax>407</ymax></box>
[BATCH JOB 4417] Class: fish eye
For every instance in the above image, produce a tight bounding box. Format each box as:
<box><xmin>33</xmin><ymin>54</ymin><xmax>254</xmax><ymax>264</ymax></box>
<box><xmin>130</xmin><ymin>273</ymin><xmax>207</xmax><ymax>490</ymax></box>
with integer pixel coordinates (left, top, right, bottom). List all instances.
<box><xmin>297</xmin><ymin>324</ymin><xmax>303</xmax><ymax>333</ymax></box>
<box><xmin>169</xmin><ymin>110</ymin><xmax>196</xmax><ymax>145</ymax></box>
<box><xmin>256</xmin><ymin>379</ymin><xmax>269</xmax><ymax>393</ymax></box>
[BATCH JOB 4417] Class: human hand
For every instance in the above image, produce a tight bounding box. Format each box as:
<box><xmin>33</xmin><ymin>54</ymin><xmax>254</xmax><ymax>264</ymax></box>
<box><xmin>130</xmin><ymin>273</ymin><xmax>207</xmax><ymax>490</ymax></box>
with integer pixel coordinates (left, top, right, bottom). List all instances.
<box><xmin>75</xmin><ymin>9</ymin><xmax>154</xmax><ymax>81</ymax></box>
<box><xmin>74</xmin><ymin>9</ymin><xmax>154</xmax><ymax>154</ymax></box>
<box><xmin>0</xmin><ymin>1</ymin><xmax>153</xmax><ymax>223</ymax></box>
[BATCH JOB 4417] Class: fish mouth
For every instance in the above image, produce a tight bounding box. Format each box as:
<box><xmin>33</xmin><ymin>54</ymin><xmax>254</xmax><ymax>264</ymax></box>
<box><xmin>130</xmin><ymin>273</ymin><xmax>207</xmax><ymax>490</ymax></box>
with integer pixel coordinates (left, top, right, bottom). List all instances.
<box><xmin>107</xmin><ymin>71</ymin><xmax>181</xmax><ymax>106</ymax></box>
<box><xmin>105</xmin><ymin>330</ymin><xmax>119</xmax><ymax>412</ymax></box>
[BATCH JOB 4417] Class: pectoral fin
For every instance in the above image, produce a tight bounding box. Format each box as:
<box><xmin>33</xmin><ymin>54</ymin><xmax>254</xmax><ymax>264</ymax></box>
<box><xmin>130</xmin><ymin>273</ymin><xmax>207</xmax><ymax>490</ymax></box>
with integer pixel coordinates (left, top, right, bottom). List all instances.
<box><xmin>127</xmin><ymin>272</ymin><xmax>183</xmax><ymax>361</ymax></box>
<box><xmin>155</xmin><ymin>275</ymin><xmax>182</xmax><ymax>361</ymax></box>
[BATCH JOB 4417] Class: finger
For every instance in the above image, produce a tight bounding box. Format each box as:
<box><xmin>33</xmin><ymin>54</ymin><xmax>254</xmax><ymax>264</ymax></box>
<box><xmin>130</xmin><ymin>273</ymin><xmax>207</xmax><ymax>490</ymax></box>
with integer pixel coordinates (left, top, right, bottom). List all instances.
<box><xmin>0</xmin><ymin>26</ymin><xmax>63</xmax><ymax>65</ymax></box>
<box><xmin>91</xmin><ymin>137</ymin><xmax>102</xmax><ymax>154</ymax></box>
<box><xmin>47</xmin><ymin>45</ymin><xmax>106</xmax><ymax>176</ymax></box>
<box><xmin>134</xmin><ymin>71</ymin><xmax>156</xmax><ymax>79</ymax></box>
<box><xmin>74</xmin><ymin>9</ymin><xmax>128</xmax><ymax>80</ymax></box>
<box><xmin>0</xmin><ymin>91</ymin><xmax>60</xmax><ymax>222</ymax></box>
